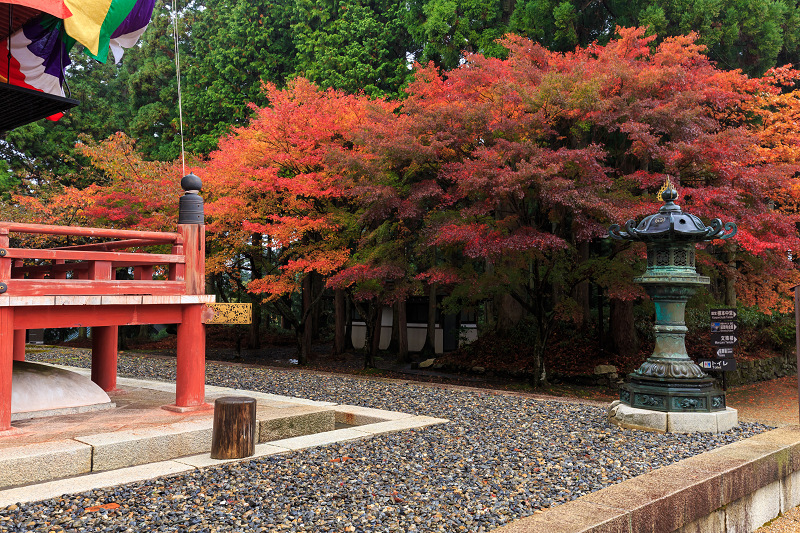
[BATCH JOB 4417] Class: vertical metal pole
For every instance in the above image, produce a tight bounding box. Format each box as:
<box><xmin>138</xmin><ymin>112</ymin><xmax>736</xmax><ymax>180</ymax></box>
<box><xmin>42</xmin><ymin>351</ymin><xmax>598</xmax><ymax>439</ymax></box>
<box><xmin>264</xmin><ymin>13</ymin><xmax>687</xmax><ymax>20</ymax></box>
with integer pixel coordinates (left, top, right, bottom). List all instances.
<box><xmin>795</xmin><ymin>286</ymin><xmax>800</xmax><ymax>424</ymax></box>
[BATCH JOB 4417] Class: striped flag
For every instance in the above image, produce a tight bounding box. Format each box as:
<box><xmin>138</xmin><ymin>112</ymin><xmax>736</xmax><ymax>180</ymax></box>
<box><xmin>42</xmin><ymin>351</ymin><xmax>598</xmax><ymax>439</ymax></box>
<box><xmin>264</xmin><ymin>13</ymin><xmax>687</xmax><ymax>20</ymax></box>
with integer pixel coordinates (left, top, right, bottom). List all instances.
<box><xmin>0</xmin><ymin>16</ymin><xmax>67</xmax><ymax>96</ymax></box>
<box><xmin>0</xmin><ymin>0</ymin><xmax>156</xmax><ymax>105</ymax></box>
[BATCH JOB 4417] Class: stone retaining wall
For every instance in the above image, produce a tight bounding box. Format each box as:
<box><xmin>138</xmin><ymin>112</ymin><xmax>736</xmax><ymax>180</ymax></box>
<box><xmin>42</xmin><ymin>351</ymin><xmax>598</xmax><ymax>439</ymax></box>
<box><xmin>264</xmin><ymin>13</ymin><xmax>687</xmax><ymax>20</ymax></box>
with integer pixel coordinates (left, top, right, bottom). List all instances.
<box><xmin>495</xmin><ymin>426</ymin><xmax>800</xmax><ymax>533</ymax></box>
<box><xmin>724</xmin><ymin>355</ymin><xmax>797</xmax><ymax>387</ymax></box>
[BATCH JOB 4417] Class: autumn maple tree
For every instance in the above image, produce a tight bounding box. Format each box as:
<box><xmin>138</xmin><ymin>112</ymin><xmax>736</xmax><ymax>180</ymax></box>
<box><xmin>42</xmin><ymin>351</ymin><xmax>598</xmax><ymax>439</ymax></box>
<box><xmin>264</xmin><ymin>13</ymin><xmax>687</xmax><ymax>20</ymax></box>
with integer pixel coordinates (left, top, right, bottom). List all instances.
<box><xmin>202</xmin><ymin>78</ymin><xmax>395</xmax><ymax>363</ymax></box>
<box><xmin>7</xmin><ymin>133</ymin><xmax>184</xmax><ymax>247</ymax></box>
<box><xmin>335</xmin><ymin>27</ymin><xmax>800</xmax><ymax>384</ymax></box>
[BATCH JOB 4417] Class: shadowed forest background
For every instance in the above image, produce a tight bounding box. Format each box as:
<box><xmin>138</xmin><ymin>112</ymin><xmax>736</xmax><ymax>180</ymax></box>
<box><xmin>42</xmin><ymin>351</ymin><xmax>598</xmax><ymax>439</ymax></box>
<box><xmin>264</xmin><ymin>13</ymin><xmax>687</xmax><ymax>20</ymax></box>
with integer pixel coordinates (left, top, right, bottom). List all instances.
<box><xmin>4</xmin><ymin>0</ymin><xmax>800</xmax><ymax>387</ymax></box>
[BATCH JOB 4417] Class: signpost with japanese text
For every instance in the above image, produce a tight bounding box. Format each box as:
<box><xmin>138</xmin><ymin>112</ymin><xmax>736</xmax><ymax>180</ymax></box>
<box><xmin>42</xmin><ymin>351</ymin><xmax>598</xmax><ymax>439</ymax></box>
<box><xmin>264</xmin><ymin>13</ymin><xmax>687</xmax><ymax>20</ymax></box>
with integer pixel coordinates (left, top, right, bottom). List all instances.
<box><xmin>699</xmin><ymin>308</ymin><xmax>738</xmax><ymax>387</ymax></box>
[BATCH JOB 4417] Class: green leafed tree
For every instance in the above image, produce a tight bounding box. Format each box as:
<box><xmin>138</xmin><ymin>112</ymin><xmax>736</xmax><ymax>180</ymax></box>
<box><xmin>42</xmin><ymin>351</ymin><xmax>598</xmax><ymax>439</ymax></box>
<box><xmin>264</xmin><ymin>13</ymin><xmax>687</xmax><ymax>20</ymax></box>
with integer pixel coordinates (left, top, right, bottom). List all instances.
<box><xmin>292</xmin><ymin>0</ymin><xmax>412</xmax><ymax>97</ymax></box>
<box><xmin>407</xmin><ymin>0</ymin><xmax>514</xmax><ymax>69</ymax></box>
<box><xmin>509</xmin><ymin>0</ymin><xmax>800</xmax><ymax>75</ymax></box>
<box><xmin>181</xmin><ymin>0</ymin><xmax>297</xmax><ymax>154</ymax></box>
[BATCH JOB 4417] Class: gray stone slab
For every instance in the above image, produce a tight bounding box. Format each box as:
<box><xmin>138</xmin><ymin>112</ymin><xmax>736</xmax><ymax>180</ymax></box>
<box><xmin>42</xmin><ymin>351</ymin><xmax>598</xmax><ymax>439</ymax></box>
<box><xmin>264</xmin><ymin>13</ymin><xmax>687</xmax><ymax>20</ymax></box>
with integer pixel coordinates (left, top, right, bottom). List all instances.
<box><xmin>269</xmin><ymin>428</ymin><xmax>370</xmax><ymax>451</ymax></box>
<box><xmin>357</xmin><ymin>416</ymin><xmax>448</xmax><ymax>435</ymax></box>
<box><xmin>334</xmin><ymin>405</ymin><xmax>414</xmax><ymax>425</ymax></box>
<box><xmin>229</xmin><ymin>390</ymin><xmax>336</xmax><ymax>407</ymax></box>
<box><xmin>668</xmin><ymin>408</ymin><xmax>738</xmax><ymax>433</ymax></box>
<box><xmin>176</xmin><ymin>443</ymin><xmax>286</xmax><ymax>468</ymax></box>
<box><xmin>259</xmin><ymin>407</ymin><xmax>335</xmax><ymax>443</ymax></box>
<box><xmin>608</xmin><ymin>402</ymin><xmax>667</xmax><ymax>432</ymax></box>
<box><xmin>11</xmin><ymin>401</ymin><xmax>116</xmax><ymax>422</ymax></box>
<box><xmin>0</xmin><ymin>440</ymin><xmax>92</xmax><ymax>489</ymax></box>
<box><xmin>725</xmin><ymin>479</ymin><xmax>782</xmax><ymax>532</ymax></box>
<box><xmin>75</xmin><ymin>419</ymin><xmax>213</xmax><ymax>471</ymax></box>
<box><xmin>0</xmin><ymin>461</ymin><xmax>193</xmax><ymax>507</ymax></box>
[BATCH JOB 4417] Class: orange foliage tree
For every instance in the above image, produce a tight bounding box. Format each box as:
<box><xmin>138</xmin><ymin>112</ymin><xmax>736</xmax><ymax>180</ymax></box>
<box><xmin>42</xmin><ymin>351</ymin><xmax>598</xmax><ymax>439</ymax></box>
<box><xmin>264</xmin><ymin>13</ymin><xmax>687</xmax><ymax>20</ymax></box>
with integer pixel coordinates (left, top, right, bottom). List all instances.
<box><xmin>202</xmin><ymin>79</ymin><xmax>395</xmax><ymax>363</ymax></box>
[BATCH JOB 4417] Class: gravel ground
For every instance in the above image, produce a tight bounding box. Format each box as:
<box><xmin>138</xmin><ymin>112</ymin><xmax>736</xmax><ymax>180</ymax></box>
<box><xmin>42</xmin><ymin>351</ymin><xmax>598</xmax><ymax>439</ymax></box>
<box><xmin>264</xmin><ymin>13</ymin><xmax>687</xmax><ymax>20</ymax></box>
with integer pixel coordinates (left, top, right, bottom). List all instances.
<box><xmin>0</xmin><ymin>349</ymin><xmax>773</xmax><ymax>532</ymax></box>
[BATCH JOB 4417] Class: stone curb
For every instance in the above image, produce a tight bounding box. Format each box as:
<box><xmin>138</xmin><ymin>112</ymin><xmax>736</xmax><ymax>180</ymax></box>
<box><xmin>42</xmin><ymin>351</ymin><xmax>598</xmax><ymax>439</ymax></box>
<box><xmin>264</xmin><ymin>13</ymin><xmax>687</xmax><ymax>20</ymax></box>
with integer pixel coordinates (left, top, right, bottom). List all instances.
<box><xmin>0</xmin><ymin>372</ymin><xmax>449</xmax><ymax>506</ymax></box>
<box><xmin>494</xmin><ymin>426</ymin><xmax>800</xmax><ymax>533</ymax></box>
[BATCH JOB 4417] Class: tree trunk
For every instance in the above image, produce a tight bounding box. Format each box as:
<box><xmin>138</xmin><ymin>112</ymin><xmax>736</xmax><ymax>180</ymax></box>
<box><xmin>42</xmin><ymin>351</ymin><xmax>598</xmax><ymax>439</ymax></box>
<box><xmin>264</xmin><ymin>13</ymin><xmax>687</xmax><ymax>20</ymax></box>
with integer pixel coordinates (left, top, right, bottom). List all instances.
<box><xmin>597</xmin><ymin>286</ymin><xmax>606</xmax><ymax>352</ymax></box>
<box><xmin>281</xmin><ymin>295</ymin><xmax>291</xmax><ymax>330</ymax></box>
<box><xmin>497</xmin><ymin>292</ymin><xmax>524</xmax><ymax>332</ymax></box>
<box><xmin>725</xmin><ymin>250</ymin><xmax>737</xmax><ymax>307</ymax></box>
<box><xmin>575</xmin><ymin>242</ymin><xmax>591</xmax><ymax>329</ymax></box>
<box><xmin>422</xmin><ymin>283</ymin><xmax>437</xmax><ymax>355</ymax></box>
<box><xmin>300</xmin><ymin>275</ymin><xmax>313</xmax><ymax>364</ymax></box>
<box><xmin>370</xmin><ymin>304</ymin><xmax>383</xmax><ymax>365</ymax></box>
<box><xmin>610</xmin><ymin>298</ymin><xmax>638</xmax><ymax>359</ymax></box>
<box><xmin>311</xmin><ymin>272</ymin><xmax>322</xmax><ymax>341</ymax></box>
<box><xmin>248</xmin><ymin>303</ymin><xmax>262</xmax><ymax>350</ymax></box>
<box><xmin>333</xmin><ymin>289</ymin><xmax>346</xmax><ymax>355</ymax></box>
<box><xmin>247</xmin><ymin>233</ymin><xmax>262</xmax><ymax>349</ymax></box>
<box><xmin>397</xmin><ymin>299</ymin><xmax>409</xmax><ymax>364</ymax></box>
<box><xmin>137</xmin><ymin>324</ymin><xmax>150</xmax><ymax>341</ymax></box>
<box><xmin>344</xmin><ymin>296</ymin><xmax>354</xmax><ymax>351</ymax></box>
<box><xmin>361</xmin><ymin>303</ymin><xmax>377</xmax><ymax>369</ymax></box>
<box><xmin>388</xmin><ymin>301</ymin><xmax>400</xmax><ymax>353</ymax></box>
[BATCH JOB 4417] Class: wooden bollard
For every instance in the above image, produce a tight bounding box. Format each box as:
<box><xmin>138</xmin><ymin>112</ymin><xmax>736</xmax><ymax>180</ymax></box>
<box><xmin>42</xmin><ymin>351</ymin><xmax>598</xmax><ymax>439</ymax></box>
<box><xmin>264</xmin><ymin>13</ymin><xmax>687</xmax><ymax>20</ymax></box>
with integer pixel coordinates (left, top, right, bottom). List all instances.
<box><xmin>210</xmin><ymin>396</ymin><xmax>256</xmax><ymax>459</ymax></box>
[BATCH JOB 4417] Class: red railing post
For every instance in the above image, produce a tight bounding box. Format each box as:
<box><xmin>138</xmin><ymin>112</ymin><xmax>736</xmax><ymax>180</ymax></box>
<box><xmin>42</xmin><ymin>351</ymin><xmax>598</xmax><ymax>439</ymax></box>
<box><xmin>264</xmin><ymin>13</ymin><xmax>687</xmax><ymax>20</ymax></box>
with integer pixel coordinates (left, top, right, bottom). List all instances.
<box><xmin>0</xmin><ymin>307</ymin><xmax>12</xmax><ymax>431</ymax></box>
<box><xmin>174</xmin><ymin>173</ymin><xmax>207</xmax><ymax>408</ymax></box>
<box><xmin>0</xmin><ymin>228</ymin><xmax>9</xmax><ymax>284</ymax></box>
<box><xmin>0</xmin><ymin>228</ymin><xmax>10</xmax><ymax>430</ymax></box>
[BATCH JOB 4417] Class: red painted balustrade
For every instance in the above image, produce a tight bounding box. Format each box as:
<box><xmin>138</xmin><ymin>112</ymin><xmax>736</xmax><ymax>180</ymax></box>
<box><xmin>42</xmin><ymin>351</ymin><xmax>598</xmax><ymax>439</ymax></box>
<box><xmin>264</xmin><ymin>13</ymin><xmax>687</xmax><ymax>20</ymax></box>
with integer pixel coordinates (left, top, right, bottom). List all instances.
<box><xmin>0</xmin><ymin>220</ymin><xmax>211</xmax><ymax>432</ymax></box>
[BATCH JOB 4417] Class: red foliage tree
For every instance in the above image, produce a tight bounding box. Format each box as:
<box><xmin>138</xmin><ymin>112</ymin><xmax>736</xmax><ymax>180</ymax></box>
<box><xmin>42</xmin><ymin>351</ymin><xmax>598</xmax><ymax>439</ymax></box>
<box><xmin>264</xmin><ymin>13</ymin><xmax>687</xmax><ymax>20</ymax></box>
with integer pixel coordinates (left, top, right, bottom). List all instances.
<box><xmin>347</xmin><ymin>27</ymin><xmax>800</xmax><ymax>384</ymax></box>
<box><xmin>203</xmin><ymin>78</ymin><xmax>395</xmax><ymax>363</ymax></box>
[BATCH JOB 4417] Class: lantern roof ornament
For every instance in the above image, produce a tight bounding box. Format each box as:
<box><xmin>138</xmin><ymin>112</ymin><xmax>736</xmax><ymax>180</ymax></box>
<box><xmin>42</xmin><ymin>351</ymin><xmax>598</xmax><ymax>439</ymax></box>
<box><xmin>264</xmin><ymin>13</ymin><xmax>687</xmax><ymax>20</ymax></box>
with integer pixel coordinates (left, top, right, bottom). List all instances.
<box><xmin>609</xmin><ymin>178</ymin><xmax>737</xmax><ymax>243</ymax></box>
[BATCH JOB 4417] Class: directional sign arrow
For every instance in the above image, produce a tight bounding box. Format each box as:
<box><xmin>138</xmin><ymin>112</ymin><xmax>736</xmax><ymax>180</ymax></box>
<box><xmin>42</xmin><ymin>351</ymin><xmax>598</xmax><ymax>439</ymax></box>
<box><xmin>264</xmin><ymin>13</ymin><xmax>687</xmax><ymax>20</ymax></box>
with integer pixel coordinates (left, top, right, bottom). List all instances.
<box><xmin>716</xmin><ymin>347</ymin><xmax>735</xmax><ymax>357</ymax></box>
<box><xmin>710</xmin><ymin>308</ymin><xmax>737</xmax><ymax>321</ymax></box>
<box><xmin>711</xmin><ymin>321</ymin><xmax>738</xmax><ymax>332</ymax></box>
<box><xmin>711</xmin><ymin>332</ymin><xmax>738</xmax><ymax>346</ymax></box>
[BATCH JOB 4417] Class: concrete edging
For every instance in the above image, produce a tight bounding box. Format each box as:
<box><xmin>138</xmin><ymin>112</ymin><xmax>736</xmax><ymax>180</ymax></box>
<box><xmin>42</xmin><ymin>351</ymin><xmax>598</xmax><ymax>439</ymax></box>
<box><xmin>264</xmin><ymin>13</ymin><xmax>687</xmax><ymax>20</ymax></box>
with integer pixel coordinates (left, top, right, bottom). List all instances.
<box><xmin>0</xmin><ymin>371</ymin><xmax>449</xmax><ymax>506</ymax></box>
<box><xmin>495</xmin><ymin>426</ymin><xmax>800</xmax><ymax>533</ymax></box>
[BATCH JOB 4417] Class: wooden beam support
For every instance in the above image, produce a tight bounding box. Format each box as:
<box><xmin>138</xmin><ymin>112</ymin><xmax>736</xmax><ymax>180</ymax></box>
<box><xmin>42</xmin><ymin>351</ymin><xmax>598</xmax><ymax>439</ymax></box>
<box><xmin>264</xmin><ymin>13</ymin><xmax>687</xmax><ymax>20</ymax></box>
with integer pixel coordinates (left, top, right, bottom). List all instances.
<box><xmin>91</xmin><ymin>326</ymin><xmax>118</xmax><ymax>392</ymax></box>
<box><xmin>13</xmin><ymin>330</ymin><xmax>25</xmax><ymax>362</ymax></box>
<box><xmin>0</xmin><ymin>222</ymin><xmax>180</xmax><ymax>242</ymax></box>
<box><xmin>3</xmin><ymin>248</ymin><xmax>184</xmax><ymax>264</ymax></box>
<box><xmin>2</xmin><ymin>279</ymin><xmax>186</xmax><ymax>296</ymax></box>
<box><xmin>13</xmin><ymin>304</ymin><xmax>184</xmax><ymax>329</ymax></box>
<box><xmin>175</xmin><ymin>304</ymin><xmax>205</xmax><ymax>407</ymax></box>
<box><xmin>0</xmin><ymin>307</ymin><xmax>13</xmax><ymax>430</ymax></box>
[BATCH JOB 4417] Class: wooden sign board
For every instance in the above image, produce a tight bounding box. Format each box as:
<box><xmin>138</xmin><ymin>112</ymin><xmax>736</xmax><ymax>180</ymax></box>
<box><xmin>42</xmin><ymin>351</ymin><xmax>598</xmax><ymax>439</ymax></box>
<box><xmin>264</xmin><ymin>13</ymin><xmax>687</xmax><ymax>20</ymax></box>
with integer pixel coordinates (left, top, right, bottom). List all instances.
<box><xmin>202</xmin><ymin>303</ymin><xmax>252</xmax><ymax>324</ymax></box>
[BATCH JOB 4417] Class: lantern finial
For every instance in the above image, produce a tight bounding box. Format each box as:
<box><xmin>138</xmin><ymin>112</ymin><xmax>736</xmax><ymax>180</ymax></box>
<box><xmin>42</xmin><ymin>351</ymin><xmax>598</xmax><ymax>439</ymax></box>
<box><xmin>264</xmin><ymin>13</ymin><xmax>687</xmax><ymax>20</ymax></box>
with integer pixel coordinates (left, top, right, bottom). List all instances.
<box><xmin>656</xmin><ymin>177</ymin><xmax>677</xmax><ymax>202</ymax></box>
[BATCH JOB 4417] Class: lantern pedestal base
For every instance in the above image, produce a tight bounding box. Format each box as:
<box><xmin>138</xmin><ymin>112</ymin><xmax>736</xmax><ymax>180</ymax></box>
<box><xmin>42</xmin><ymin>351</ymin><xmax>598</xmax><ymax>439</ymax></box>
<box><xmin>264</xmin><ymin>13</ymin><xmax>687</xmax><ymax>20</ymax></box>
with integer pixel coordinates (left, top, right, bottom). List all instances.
<box><xmin>608</xmin><ymin>401</ymin><xmax>738</xmax><ymax>433</ymax></box>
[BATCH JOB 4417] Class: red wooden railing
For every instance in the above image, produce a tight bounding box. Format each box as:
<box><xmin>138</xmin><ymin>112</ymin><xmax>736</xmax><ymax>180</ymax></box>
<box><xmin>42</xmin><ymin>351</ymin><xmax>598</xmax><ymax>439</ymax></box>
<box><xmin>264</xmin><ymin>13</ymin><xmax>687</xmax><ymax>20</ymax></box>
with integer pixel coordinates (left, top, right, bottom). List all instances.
<box><xmin>0</xmin><ymin>222</ymin><xmax>204</xmax><ymax>297</ymax></box>
<box><xmin>0</xmin><ymin>178</ymin><xmax>210</xmax><ymax>432</ymax></box>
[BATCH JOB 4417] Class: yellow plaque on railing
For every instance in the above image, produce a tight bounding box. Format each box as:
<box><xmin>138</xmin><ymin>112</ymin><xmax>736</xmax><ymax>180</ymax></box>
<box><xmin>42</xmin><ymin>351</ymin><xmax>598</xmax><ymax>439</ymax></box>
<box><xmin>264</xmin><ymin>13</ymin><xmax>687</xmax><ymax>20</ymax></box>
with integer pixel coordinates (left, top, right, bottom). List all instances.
<box><xmin>202</xmin><ymin>303</ymin><xmax>252</xmax><ymax>324</ymax></box>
